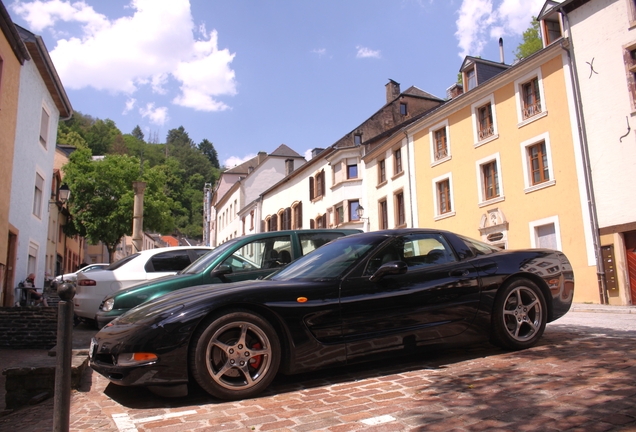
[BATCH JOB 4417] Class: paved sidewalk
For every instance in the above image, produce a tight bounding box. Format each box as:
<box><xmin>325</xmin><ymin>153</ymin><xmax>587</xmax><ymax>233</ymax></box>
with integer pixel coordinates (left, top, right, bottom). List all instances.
<box><xmin>0</xmin><ymin>303</ymin><xmax>634</xmax><ymax>431</ymax></box>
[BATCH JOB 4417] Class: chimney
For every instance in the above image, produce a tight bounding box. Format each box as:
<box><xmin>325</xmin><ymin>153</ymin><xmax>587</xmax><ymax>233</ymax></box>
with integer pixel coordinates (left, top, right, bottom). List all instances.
<box><xmin>385</xmin><ymin>79</ymin><xmax>401</xmax><ymax>103</ymax></box>
<box><xmin>446</xmin><ymin>83</ymin><xmax>464</xmax><ymax>99</ymax></box>
<box><xmin>311</xmin><ymin>148</ymin><xmax>325</xmax><ymax>158</ymax></box>
<box><xmin>499</xmin><ymin>38</ymin><xmax>505</xmax><ymax>64</ymax></box>
<box><xmin>257</xmin><ymin>151</ymin><xmax>267</xmax><ymax>164</ymax></box>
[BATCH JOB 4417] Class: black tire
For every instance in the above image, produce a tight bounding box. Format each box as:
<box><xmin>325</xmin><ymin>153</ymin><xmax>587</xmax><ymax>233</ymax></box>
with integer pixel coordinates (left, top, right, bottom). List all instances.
<box><xmin>491</xmin><ymin>279</ymin><xmax>547</xmax><ymax>350</ymax></box>
<box><xmin>189</xmin><ymin>310</ymin><xmax>281</xmax><ymax>400</ymax></box>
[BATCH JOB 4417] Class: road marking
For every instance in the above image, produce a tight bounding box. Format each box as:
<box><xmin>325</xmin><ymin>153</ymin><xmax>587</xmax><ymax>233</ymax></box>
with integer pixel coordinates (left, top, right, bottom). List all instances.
<box><xmin>360</xmin><ymin>414</ymin><xmax>396</xmax><ymax>426</ymax></box>
<box><xmin>112</xmin><ymin>410</ymin><xmax>198</xmax><ymax>431</ymax></box>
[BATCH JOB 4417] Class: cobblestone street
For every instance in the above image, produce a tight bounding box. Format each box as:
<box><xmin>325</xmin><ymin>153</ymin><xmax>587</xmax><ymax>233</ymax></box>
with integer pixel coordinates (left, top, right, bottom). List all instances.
<box><xmin>1</xmin><ymin>306</ymin><xmax>635</xmax><ymax>431</ymax></box>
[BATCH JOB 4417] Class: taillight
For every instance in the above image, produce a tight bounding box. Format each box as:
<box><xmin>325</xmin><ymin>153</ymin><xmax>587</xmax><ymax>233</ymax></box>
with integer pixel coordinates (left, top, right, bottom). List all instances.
<box><xmin>78</xmin><ymin>279</ymin><xmax>96</xmax><ymax>286</ymax></box>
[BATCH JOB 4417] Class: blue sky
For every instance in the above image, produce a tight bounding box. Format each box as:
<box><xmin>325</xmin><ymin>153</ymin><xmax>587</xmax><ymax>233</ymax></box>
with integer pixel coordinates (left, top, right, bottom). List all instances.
<box><xmin>8</xmin><ymin>0</ymin><xmax>546</xmax><ymax>167</ymax></box>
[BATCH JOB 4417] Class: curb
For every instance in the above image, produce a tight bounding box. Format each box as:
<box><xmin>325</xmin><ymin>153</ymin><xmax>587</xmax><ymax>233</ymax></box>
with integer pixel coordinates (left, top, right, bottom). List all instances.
<box><xmin>570</xmin><ymin>303</ymin><xmax>636</xmax><ymax>314</ymax></box>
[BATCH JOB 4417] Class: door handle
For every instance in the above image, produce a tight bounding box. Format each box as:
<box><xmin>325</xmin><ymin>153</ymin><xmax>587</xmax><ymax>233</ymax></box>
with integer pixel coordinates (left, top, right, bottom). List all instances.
<box><xmin>449</xmin><ymin>269</ymin><xmax>469</xmax><ymax>277</ymax></box>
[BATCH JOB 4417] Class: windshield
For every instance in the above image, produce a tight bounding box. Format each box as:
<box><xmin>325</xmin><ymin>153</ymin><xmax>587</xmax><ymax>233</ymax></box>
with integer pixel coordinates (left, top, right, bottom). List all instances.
<box><xmin>270</xmin><ymin>234</ymin><xmax>385</xmax><ymax>281</ymax></box>
<box><xmin>179</xmin><ymin>239</ymin><xmax>239</xmax><ymax>274</ymax></box>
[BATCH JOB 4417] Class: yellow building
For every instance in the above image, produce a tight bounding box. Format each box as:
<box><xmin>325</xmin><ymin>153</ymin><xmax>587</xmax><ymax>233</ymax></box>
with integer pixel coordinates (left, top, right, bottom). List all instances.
<box><xmin>408</xmin><ymin>41</ymin><xmax>598</xmax><ymax>303</ymax></box>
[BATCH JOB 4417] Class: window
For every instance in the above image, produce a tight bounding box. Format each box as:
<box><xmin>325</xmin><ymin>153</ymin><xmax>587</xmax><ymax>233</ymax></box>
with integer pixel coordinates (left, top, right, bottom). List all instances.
<box><xmin>39</xmin><ymin>107</ymin><xmax>50</xmax><ymax>148</ymax></box>
<box><xmin>465</xmin><ymin>68</ymin><xmax>476</xmax><ymax>91</ymax></box>
<box><xmin>482</xmin><ymin>161</ymin><xmax>499</xmax><ymax>200</ymax></box>
<box><xmin>28</xmin><ymin>243</ymin><xmax>38</xmax><ymax>277</ymax></box>
<box><xmin>310</xmin><ymin>170</ymin><xmax>325</xmax><ymax>200</ymax></box>
<box><xmin>476</xmin><ymin>154</ymin><xmax>504</xmax><ymax>205</ymax></box>
<box><xmin>529</xmin><ymin>216</ymin><xmax>561</xmax><ymax>251</ymax></box>
<box><xmin>400</xmin><ymin>103</ymin><xmax>408</xmax><ymax>115</ymax></box>
<box><xmin>520</xmin><ymin>133</ymin><xmax>555</xmax><ymax>192</ymax></box>
<box><xmin>542</xmin><ymin>16</ymin><xmax>563</xmax><ymax>45</ymax></box>
<box><xmin>624</xmin><ymin>43</ymin><xmax>636</xmax><ymax>110</ymax></box>
<box><xmin>378</xmin><ymin>159</ymin><xmax>386</xmax><ymax>184</ymax></box>
<box><xmin>394</xmin><ymin>148</ymin><xmax>403</xmax><ymax>175</ymax></box>
<box><xmin>293</xmin><ymin>202</ymin><xmax>302</xmax><ymax>229</ymax></box>
<box><xmin>395</xmin><ymin>192</ymin><xmax>405</xmax><ymax>227</ymax></box>
<box><xmin>299</xmin><ymin>232</ymin><xmax>350</xmax><ymax>255</ymax></box>
<box><xmin>349</xmin><ymin>200</ymin><xmax>360</xmax><ymax>221</ymax></box>
<box><xmin>250</xmin><ymin>210</ymin><xmax>254</xmax><ymax>230</ymax></box>
<box><xmin>379</xmin><ymin>199</ymin><xmax>388</xmax><ymax>229</ymax></box>
<box><xmin>437</xmin><ymin>179</ymin><xmax>451</xmax><ymax>214</ymax></box>
<box><xmin>315</xmin><ymin>214</ymin><xmax>326</xmax><ymax>228</ymax></box>
<box><xmin>434</xmin><ymin>128</ymin><xmax>447</xmax><ymax>160</ymax></box>
<box><xmin>347</xmin><ymin>163</ymin><xmax>358</xmax><ymax>179</ymax></box>
<box><xmin>472</xmin><ymin>95</ymin><xmax>498</xmax><ymax>145</ymax></box>
<box><xmin>629</xmin><ymin>0</ymin><xmax>636</xmax><ymax>27</ymax></box>
<box><xmin>146</xmin><ymin>250</ymin><xmax>193</xmax><ymax>272</ymax></box>
<box><xmin>528</xmin><ymin>142</ymin><xmax>549</xmax><ymax>185</ymax></box>
<box><xmin>334</xmin><ymin>205</ymin><xmax>344</xmax><ymax>225</ymax></box>
<box><xmin>522</xmin><ymin>78</ymin><xmax>542</xmax><ymax>119</ymax></box>
<box><xmin>354</xmin><ymin>134</ymin><xmax>362</xmax><ymax>145</ymax></box>
<box><xmin>33</xmin><ymin>173</ymin><xmax>44</xmax><ymax>218</ymax></box>
<box><xmin>478</xmin><ymin>104</ymin><xmax>494</xmax><ymax>140</ymax></box>
<box><xmin>268</xmin><ymin>214</ymin><xmax>278</xmax><ymax>232</ymax></box>
<box><xmin>282</xmin><ymin>208</ymin><xmax>292</xmax><ymax>230</ymax></box>
<box><xmin>285</xmin><ymin>159</ymin><xmax>294</xmax><ymax>175</ymax></box>
<box><xmin>223</xmin><ymin>236</ymin><xmax>292</xmax><ymax>272</ymax></box>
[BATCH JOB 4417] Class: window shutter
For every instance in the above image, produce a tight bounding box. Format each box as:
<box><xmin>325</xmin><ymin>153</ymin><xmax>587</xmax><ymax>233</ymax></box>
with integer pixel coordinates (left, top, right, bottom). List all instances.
<box><xmin>309</xmin><ymin>177</ymin><xmax>314</xmax><ymax>200</ymax></box>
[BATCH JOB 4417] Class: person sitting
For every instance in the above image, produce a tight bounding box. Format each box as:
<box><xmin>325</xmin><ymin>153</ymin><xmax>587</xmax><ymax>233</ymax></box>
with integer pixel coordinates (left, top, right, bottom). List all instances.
<box><xmin>23</xmin><ymin>273</ymin><xmax>48</xmax><ymax>307</ymax></box>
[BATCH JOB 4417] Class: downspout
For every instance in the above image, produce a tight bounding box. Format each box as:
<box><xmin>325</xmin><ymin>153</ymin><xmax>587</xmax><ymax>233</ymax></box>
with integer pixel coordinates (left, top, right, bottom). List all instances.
<box><xmin>559</xmin><ymin>12</ymin><xmax>608</xmax><ymax>304</ymax></box>
<box><xmin>403</xmin><ymin>128</ymin><xmax>416</xmax><ymax>228</ymax></box>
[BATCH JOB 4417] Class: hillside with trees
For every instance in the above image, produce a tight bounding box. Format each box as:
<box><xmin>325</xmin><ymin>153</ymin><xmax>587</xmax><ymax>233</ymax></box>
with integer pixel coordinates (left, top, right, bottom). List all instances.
<box><xmin>58</xmin><ymin>112</ymin><xmax>221</xmax><ymax>249</ymax></box>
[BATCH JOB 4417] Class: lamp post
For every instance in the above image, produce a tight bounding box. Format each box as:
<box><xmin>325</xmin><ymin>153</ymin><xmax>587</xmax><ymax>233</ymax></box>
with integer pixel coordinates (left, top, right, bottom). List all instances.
<box><xmin>356</xmin><ymin>205</ymin><xmax>370</xmax><ymax>232</ymax></box>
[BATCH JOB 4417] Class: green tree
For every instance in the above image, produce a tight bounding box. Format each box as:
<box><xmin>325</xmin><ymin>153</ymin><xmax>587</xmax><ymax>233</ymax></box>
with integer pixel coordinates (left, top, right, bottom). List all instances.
<box><xmin>62</xmin><ymin>148</ymin><xmax>174</xmax><ymax>261</ymax></box>
<box><xmin>131</xmin><ymin>125</ymin><xmax>145</xmax><ymax>142</ymax></box>
<box><xmin>199</xmin><ymin>139</ymin><xmax>220</xmax><ymax>169</ymax></box>
<box><xmin>85</xmin><ymin>118</ymin><xmax>121</xmax><ymax>155</ymax></box>
<box><xmin>515</xmin><ymin>17</ymin><xmax>543</xmax><ymax>60</ymax></box>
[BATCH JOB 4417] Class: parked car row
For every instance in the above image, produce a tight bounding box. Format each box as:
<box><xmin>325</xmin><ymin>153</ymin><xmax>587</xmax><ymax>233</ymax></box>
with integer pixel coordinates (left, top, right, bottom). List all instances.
<box><xmin>88</xmin><ymin>228</ymin><xmax>575</xmax><ymax>401</ymax></box>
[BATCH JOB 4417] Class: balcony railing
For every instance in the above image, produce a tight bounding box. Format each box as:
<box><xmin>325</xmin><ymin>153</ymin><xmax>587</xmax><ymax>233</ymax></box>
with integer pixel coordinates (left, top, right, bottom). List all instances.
<box><xmin>522</xmin><ymin>102</ymin><xmax>542</xmax><ymax>120</ymax></box>
<box><xmin>435</xmin><ymin>148</ymin><xmax>448</xmax><ymax>160</ymax></box>
<box><xmin>478</xmin><ymin>125</ymin><xmax>494</xmax><ymax>140</ymax></box>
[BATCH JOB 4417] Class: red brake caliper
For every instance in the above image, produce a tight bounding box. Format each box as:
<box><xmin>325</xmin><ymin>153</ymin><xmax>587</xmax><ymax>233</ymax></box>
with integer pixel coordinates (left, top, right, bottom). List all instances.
<box><xmin>250</xmin><ymin>342</ymin><xmax>263</xmax><ymax>369</ymax></box>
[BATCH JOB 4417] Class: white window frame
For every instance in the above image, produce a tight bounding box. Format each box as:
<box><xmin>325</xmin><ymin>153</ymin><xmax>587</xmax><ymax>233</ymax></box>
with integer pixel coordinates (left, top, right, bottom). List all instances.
<box><xmin>429</xmin><ymin>119</ymin><xmax>451</xmax><ymax>166</ymax></box>
<box><xmin>514</xmin><ymin>68</ymin><xmax>548</xmax><ymax>127</ymax></box>
<box><xmin>520</xmin><ymin>132</ymin><xmax>556</xmax><ymax>193</ymax></box>
<box><xmin>432</xmin><ymin>172</ymin><xmax>455</xmax><ymax>220</ymax></box>
<box><xmin>471</xmin><ymin>94</ymin><xmax>498</xmax><ymax>147</ymax></box>
<box><xmin>529</xmin><ymin>215</ymin><xmax>562</xmax><ymax>251</ymax></box>
<box><xmin>475</xmin><ymin>153</ymin><xmax>505</xmax><ymax>207</ymax></box>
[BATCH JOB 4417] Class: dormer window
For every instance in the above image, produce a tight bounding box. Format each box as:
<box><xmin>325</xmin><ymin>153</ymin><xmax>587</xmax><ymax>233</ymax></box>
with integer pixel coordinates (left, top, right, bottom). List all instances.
<box><xmin>466</xmin><ymin>68</ymin><xmax>477</xmax><ymax>91</ymax></box>
<box><xmin>400</xmin><ymin>103</ymin><xmax>408</xmax><ymax>115</ymax></box>
<box><xmin>354</xmin><ymin>134</ymin><xmax>362</xmax><ymax>145</ymax></box>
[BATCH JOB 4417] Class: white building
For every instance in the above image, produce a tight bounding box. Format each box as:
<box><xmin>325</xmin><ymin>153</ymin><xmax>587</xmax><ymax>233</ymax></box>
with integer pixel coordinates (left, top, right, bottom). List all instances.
<box><xmin>539</xmin><ymin>0</ymin><xmax>636</xmax><ymax>305</ymax></box>
<box><xmin>9</xmin><ymin>25</ymin><xmax>72</xmax><ymax>289</ymax></box>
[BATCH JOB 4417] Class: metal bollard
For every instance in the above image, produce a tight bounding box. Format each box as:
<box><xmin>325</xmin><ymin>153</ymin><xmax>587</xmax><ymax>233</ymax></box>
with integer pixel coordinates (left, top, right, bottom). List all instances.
<box><xmin>53</xmin><ymin>282</ymin><xmax>75</xmax><ymax>432</ymax></box>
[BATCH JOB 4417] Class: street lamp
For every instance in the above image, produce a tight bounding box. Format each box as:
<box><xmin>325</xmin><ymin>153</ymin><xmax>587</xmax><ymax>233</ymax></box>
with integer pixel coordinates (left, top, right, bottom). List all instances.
<box><xmin>356</xmin><ymin>205</ymin><xmax>369</xmax><ymax>232</ymax></box>
<box><xmin>59</xmin><ymin>184</ymin><xmax>71</xmax><ymax>203</ymax></box>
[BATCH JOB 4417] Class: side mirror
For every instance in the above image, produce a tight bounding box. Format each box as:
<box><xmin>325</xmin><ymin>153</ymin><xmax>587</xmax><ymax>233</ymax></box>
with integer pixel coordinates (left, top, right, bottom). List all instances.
<box><xmin>211</xmin><ymin>264</ymin><xmax>233</xmax><ymax>278</ymax></box>
<box><xmin>369</xmin><ymin>261</ymin><xmax>408</xmax><ymax>282</ymax></box>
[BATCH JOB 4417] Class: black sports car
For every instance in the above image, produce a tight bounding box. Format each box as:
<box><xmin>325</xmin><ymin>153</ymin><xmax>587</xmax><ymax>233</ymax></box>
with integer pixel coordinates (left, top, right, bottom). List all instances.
<box><xmin>89</xmin><ymin>229</ymin><xmax>574</xmax><ymax>400</ymax></box>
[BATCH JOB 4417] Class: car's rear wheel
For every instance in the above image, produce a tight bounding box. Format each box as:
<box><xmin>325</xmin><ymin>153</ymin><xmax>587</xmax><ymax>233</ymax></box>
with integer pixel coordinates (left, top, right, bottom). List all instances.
<box><xmin>491</xmin><ymin>279</ymin><xmax>547</xmax><ymax>350</ymax></box>
<box><xmin>190</xmin><ymin>310</ymin><xmax>280</xmax><ymax>400</ymax></box>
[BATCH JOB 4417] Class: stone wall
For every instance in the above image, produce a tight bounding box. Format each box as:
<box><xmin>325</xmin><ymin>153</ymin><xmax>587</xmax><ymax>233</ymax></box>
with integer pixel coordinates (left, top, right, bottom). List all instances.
<box><xmin>0</xmin><ymin>307</ymin><xmax>57</xmax><ymax>349</ymax></box>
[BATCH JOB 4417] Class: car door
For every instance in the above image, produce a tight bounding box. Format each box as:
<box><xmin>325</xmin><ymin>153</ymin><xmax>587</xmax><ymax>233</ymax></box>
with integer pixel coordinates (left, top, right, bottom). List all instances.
<box><xmin>218</xmin><ymin>235</ymin><xmax>293</xmax><ymax>283</ymax></box>
<box><xmin>340</xmin><ymin>233</ymin><xmax>482</xmax><ymax>361</ymax></box>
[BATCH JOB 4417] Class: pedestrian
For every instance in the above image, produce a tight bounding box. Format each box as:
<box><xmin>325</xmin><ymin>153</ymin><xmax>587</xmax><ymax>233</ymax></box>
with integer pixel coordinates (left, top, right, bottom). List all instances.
<box><xmin>22</xmin><ymin>273</ymin><xmax>48</xmax><ymax>306</ymax></box>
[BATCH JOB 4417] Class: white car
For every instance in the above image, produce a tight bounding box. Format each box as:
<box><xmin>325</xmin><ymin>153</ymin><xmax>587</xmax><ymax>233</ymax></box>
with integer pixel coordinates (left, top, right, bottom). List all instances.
<box><xmin>74</xmin><ymin>246</ymin><xmax>212</xmax><ymax>322</ymax></box>
<box><xmin>52</xmin><ymin>263</ymin><xmax>109</xmax><ymax>286</ymax></box>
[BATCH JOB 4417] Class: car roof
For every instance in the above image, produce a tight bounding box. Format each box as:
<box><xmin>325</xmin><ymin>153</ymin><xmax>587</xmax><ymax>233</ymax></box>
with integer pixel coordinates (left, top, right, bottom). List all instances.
<box><xmin>134</xmin><ymin>246</ymin><xmax>213</xmax><ymax>256</ymax></box>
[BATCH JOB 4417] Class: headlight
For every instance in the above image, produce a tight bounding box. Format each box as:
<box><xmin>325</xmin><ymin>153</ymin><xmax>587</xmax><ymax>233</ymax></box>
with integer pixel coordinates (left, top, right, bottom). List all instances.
<box><xmin>117</xmin><ymin>352</ymin><xmax>158</xmax><ymax>366</ymax></box>
<box><xmin>102</xmin><ymin>298</ymin><xmax>115</xmax><ymax>312</ymax></box>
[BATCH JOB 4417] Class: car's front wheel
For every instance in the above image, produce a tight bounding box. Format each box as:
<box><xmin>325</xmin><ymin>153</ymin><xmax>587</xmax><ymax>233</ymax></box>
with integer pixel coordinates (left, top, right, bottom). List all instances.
<box><xmin>190</xmin><ymin>310</ymin><xmax>281</xmax><ymax>400</ymax></box>
<box><xmin>491</xmin><ymin>279</ymin><xmax>547</xmax><ymax>350</ymax></box>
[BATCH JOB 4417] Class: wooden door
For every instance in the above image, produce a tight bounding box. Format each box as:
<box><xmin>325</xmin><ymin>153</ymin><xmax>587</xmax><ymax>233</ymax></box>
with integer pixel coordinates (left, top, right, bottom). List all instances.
<box><xmin>624</xmin><ymin>231</ymin><xmax>636</xmax><ymax>305</ymax></box>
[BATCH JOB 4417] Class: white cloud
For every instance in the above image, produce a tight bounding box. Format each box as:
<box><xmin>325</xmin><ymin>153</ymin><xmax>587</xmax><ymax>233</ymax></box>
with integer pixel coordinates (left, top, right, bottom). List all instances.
<box><xmin>139</xmin><ymin>102</ymin><xmax>168</xmax><ymax>125</ymax></box>
<box><xmin>11</xmin><ymin>0</ymin><xmax>237</xmax><ymax>112</ymax></box>
<box><xmin>224</xmin><ymin>154</ymin><xmax>256</xmax><ymax>168</ymax></box>
<box><xmin>304</xmin><ymin>149</ymin><xmax>313</xmax><ymax>161</ymax></box>
<box><xmin>455</xmin><ymin>0</ymin><xmax>544</xmax><ymax>58</ymax></box>
<box><xmin>356</xmin><ymin>46</ymin><xmax>381</xmax><ymax>59</ymax></box>
<box><xmin>312</xmin><ymin>48</ymin><xmax>326</xmax><ymax>57</ymax></box>
<box><xmin>123</xmin><ymin>97</ymin><xmax>136</xmax><ymax>114</ymax></box>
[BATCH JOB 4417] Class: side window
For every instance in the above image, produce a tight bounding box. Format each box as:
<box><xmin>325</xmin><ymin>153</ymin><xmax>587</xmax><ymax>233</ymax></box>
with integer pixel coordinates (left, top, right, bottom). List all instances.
<box><xmin>147</xmin><ymin>251</ymin><xmax>192</xmax><ymax>272</ymax></box>
<box><xmin>401</xmin><ymin>234</ymin><xmax>457</xmax><ymax>270</ymax></box>
<box><xmin>223</xmin><ymin>235</ymin><xmax>292</xmax><ymax>272</ymax></box>
<box><xmin>298</xmin><ymin>232</ymin><xmax>347</xmax><ymax>255</ymax></box>
<box><xmin>193</xmin><ymin>249</ymin><xmax>211</xmax><ymax>259</ymax></box>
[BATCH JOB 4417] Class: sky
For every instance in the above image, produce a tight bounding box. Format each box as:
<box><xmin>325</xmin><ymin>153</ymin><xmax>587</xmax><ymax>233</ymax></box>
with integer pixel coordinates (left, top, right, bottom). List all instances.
<box><xmin>8</xmin><ymin>0</ymin><xmax>547</xmax><ymax>168</ymax></box>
